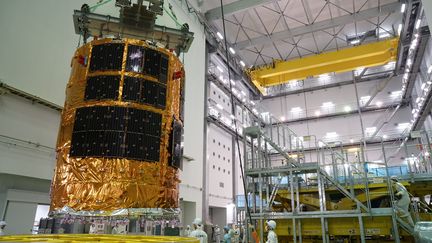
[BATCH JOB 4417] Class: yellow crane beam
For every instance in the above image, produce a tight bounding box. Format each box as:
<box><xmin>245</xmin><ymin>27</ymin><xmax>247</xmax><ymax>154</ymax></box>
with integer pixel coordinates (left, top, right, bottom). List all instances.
<box><xmin>248</xmin><ymin>38</ymin><xmax>399</xmax><ymax>94</ymax></box>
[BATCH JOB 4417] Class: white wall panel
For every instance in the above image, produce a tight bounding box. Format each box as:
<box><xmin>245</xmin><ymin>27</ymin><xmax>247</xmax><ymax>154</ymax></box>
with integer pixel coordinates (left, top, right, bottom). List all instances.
<box><xmin>0</xmin><ymin>95</ymin><xmax>58</xmax><ymax>180</ymax></box>
<box><xmin>209</xmin><ymin>83</ymin><xmax>232</xmax><ymax>112</ymax></box>
<box><xmin>207</xmin><ymin>124</ymin><xmax>233</xmax><ymax>207</ymax></box>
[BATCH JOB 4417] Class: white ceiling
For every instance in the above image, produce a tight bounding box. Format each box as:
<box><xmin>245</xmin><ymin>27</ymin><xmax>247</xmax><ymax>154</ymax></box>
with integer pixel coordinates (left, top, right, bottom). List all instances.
<box><xmin>203</xmin><ymin>0</ymin><xmax>402</xmax><ymax>67</ymax></box>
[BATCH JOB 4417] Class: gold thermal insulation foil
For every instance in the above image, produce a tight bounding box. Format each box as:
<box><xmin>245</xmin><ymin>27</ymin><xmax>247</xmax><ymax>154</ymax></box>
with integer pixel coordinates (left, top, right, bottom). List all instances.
<box><xmin>50</xmin><ymin>38</ymin><xmax>185</xmax><ymax>212</ymax></box>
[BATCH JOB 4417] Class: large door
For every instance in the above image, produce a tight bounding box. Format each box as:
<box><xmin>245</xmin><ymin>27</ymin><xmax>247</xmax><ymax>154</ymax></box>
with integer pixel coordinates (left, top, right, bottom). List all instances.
<box><xmin>4</xmin><ymin>201</ymin><xmax>37</xmax><ymax>235</ymax></box>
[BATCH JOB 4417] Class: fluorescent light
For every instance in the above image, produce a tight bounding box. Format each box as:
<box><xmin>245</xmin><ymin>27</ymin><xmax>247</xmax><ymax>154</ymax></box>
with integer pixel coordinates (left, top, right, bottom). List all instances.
<box><xmin>348</xmin><ymin>147</ymin><xmax>359</xmax><ymax>152</ymax></box>
<box><xmin>322</xmin><ymin>102</ymin><xmax>335</xmax><ymax>108</ymax></box>
<box><xmin>398</xmin><ymin>24</ymin><xmax>403</xmax><ymax>35</ymax></box>
<box><xmin>280</xmin><ymin>116</ymin><xmax>286</xmax><ymax>121</ymax></box>
<box><xmin>217</xmin><ymin>66</ymin><xmax>224</xmax><ymax>73</ymax></box>
<box><xmin>407</xmin><ymin>58</ymin><xmax>413</xmax><ymax>66</ymax></box>
<box><xmin>229</xmin><ymin>47</ymin><xmax>236</xmax><ymax>54</ymax></box>
<box><xmin>319</xmin><ymin>73</ymin><xmax>330</xmax><ymax>78</ymax></box>
<box><xmin>230</xmin><ymin>114</ymin><xmax>235</xmax><ymax>119</ymax></box>
<box><xmin>416</xmin><ymin>97</ymin><xmax>421</xmax><ymax>103</ymax></box>
<box><xmin>401</xmin><ymin>3</ymin><xmax>406</xmax><ymax>13</ymax></box>
<box><xmin>428</xmin><ymin>65</ymin><xmax>432</xmax><ymax>74</ymax></box>
<box><xmin>390</xmin><ymin>90</ymin><xmax>402</xmax><ymax>97</ymax></box>
<box><xmin>291</xmin><ymin>107</ymin><xmax>302</xmax><ymax>112</ymax></box>
<box><xmin>360</xmin><ymin>96</ymin><xmax>371</xmax><ymax>101</ymax></box>
<box><xmin>315</xmin><ymin>110</ymin><xmax>321</xmax><ymax>116</ymax></box>
<box><xmin>241</xmin><ymin>90</ymin><xmax>246</xmax><ymax>96</ymax></box>
<box><xmin>383</xmin><ymin>134</ymin><xmax>388</xmax><ymax>139</ymax></box>
<box><xmin>230</xmin><ymin>79</ymin><xmax>236</xmax><ymax>86</ymax></box>
<box><xmin>318</xmin><ymin>141</ymin><xmax>324</xmax><ymax>147</ymax></box>
<box><xmin>365</xmin><ymin>127</ymin><xmax>377</xmax><ymax>134</ymax></box>
<box><xmin>421</xmin><ymin>83</ymin><xmax>426</xmax><ymax>90</ymax></box>
<box><xmin>216</xmin><ymin>104</ymin><xmax>223</xmax><ymax>110</ymax></box>
<box><xmin>350</xmin><ymin>139</ymin><xmax>354</xmax><ymax>143</ymax></box>
<box><xmin>379</xmin><ymin>32</ymin><xmax>391</xmax><ymax>39</ymax></box>
<box><xmin>376</xmin><ymin>101</ymin><xmax>383</xmax><ymax>107</ymax></box>
<box><xmin>325</xmin><ymin>132</ymin><xmax>338</xmax><ymax>138</ymax></box>
<box><xmin>239</xmin><ymin>60</ymin><xmax>245</xmax><ymax>67</ymax></box>
<box><xmin>415</xmin><ymin>19</ymin><xmax>421</xmax><ymax>29</ymax></box>
<box><xmin>397</xmin><ymin>122</ymin><xmax>410</xmax><ymax>128</ymax></box>
<box><xmin>216</xmin><ymin>32</ymin><xmax>224</xmax><ymax>40</ymax></box>
<box><xmin>350</xmin><ymin>39</ymin><xmax>360</xmax><ymax>45</ymax></box>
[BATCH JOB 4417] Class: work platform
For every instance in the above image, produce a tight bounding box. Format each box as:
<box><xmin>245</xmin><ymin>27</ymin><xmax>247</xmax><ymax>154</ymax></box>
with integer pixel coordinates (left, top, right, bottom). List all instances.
<box><xmin>240</xmin><ymin>125</ymin><xmax>432</xmax><ymax>243</ymax></box>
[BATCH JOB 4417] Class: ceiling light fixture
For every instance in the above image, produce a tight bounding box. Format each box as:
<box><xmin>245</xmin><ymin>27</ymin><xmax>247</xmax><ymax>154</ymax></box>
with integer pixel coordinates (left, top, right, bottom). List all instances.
<box><xmin>415</xmin><ymin>19</ymin><xmax>421</xmax><ymax>29</ymax></box>
<box><xmin>239</xmin><ymin>60</ymin><xmax>245</xmax><ymax>67</ymax></box>
<box><xmin>217</xmin><ymin>66</ymin><xmax>224</xmax><ymax>73</ymax></box>
<box><xmin>379</xmin><ymin>32</ymin><xmax>391</xmax><ymax>39</ymax></box>
<box><xmin>350</xmin><ymin>39</ymin><xmax>360</xmax><ymax>45</ymax></box>
<box><xmin>397</xmin><ymin>24</ymin><xmax>403</xmax><ymax>35</ymax></box>
<box><xmin>325</xmin><ymin>132</ymin><xmax>338</xmax><ymax>138</ymax></box>
<box><xmin>322</xmin><ymin>102</ymin><xmax>335</xmax><ymax>108</ymax></box>
<box><xmin>229</xmin><ymin>47</ymin><xmax>236</xmax><ymax>54</ymax></box>
<box><xmin>291</xmin><ymin>107</ymin><xmax>302</xmax><ymax>112</ymax></box>
<box><xmin>216</xmin><ymin>32</ymin><xmax>224</xmax><ymax>40</ymax></box>
<box><xmin>401</xmin><ymin>3</ymin><xmax>406</xmax><ymax>13</ymax></box>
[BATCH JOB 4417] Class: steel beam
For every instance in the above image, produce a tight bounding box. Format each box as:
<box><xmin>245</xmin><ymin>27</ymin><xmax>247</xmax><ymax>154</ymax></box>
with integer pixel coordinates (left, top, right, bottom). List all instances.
<box><xmin>205</xmin><ymin>0</ymin><xmax>278</xmax><ymax>21</ymax></box>
<box><xmin>234</xmin><ymin>2</ymin><xmax>401</xmax><ymax>50</ymax></box>
<box><xmin>248</xmin><ymin>38</ymin><xmax>399</xmax><ymax>91</ymax></box>
<box><xmin>0</xmin><ymin>80</ymin><xmax>63</xmax><ymax>111</ymax></box>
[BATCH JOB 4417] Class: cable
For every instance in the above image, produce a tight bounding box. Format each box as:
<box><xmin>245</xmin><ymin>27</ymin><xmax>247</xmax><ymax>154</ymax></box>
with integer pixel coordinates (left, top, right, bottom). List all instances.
<box><xmin>219</xmin><ymin>0</ymin><xmax>253</xmax><ymax>226</ymax></box>
<box><xmin>89</xmin><ymin>0</ymin><xmax>113</xmax><ymax>12</ymax></box>
<box><xmin>163</xmin><ymin>4</ymin><xmax>182</xmax><ymax>28</ymax></box>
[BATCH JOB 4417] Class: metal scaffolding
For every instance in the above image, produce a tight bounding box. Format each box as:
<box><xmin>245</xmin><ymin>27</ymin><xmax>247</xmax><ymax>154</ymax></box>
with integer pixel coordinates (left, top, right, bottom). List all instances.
<box><xmin>240</xmin><ymin>122</ymin><xmax>432</xmax><ymax>242</ymax></box>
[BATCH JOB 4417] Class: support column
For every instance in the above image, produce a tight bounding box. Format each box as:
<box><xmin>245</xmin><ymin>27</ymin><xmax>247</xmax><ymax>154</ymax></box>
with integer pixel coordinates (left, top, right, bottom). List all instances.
<box><xmin>202</xmin><ymin>43</ymin><xmax>210</xmax><ymax>224</ymax></box>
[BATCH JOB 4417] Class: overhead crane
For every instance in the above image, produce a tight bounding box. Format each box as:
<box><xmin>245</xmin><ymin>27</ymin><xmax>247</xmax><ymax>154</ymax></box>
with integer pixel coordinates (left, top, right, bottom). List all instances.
<box><xmin>247</xmin><ymin>38</ymin><xmax>399</xmax><ymax>95</ymax></box>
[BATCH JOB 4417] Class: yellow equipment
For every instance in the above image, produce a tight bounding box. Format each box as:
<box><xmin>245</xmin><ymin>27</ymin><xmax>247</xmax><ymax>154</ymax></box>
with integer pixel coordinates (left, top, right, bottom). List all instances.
<box><xmin>0</xmin><ymin>234</ymin><xmax>199</xmax><ymax>243</ymax></box>
<box><xmin>248</xmin><ymin>38</ymin><xmax>399</xmax><ymax>94</ymax></box>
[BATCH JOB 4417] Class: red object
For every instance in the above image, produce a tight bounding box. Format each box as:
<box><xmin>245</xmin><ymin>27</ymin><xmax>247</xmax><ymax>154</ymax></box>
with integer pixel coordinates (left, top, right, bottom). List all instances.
<box><xmin>173</xmin><ymin>71</ymin><xmax>183</xmax><ymax>80</ymax></box>
<box><xmin>77</xmin><ymin>55</ymin><xmax>87</xmax><ymax>66</ymax></box>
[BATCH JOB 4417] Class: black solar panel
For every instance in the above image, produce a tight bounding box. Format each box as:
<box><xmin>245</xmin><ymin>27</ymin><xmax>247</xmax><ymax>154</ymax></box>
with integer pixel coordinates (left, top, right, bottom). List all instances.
<box><xmin>89</xmin><ymin>43</ymin><xmax>124</xmax><ymax>71</ymax></box>
<box><xmin>159</xmin><ymin>54</ymin><xmax>169</xmax><ymax>84</ymax></box>
<box><xmin>126</xmin><ymin>45</ymin><xmax>145</xmax><ymax>73</ymax></box>
<box><xmin>122</xmin><ymin>77</ymin><xmax>166</xmax><ymax>108</ymax></box>
<box><xmin>141</xmin><ymin>80</ymin><xmax>166</xmax><ymax>108</ymax></box>
<box><xmin>144</xmin><ymin>48</ymin><xmax>161</xmax><ymax>78</ymax></box>
<box><xmin>168</xmin><ymin>120</ymin><xmax>183</xmax><ymax>169</ymax></box>
<box><xmin>122</xmin><ymin>76</ymin><xmax>142</xmax><ymax>102</ymax></box>
<box><xmin>84</xmin><ymin>75</ymin><xmax>120</xmax><ymax>101</ymax></box>
<box><xmin>70</xmin><ymin>106</ymin><xmax>162</xmax><ymax>162</ymax></box>
<box><xmin>180</xmin><ymin>79</ymin><xmax>185</xmax><ymax>121</ymax></box>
